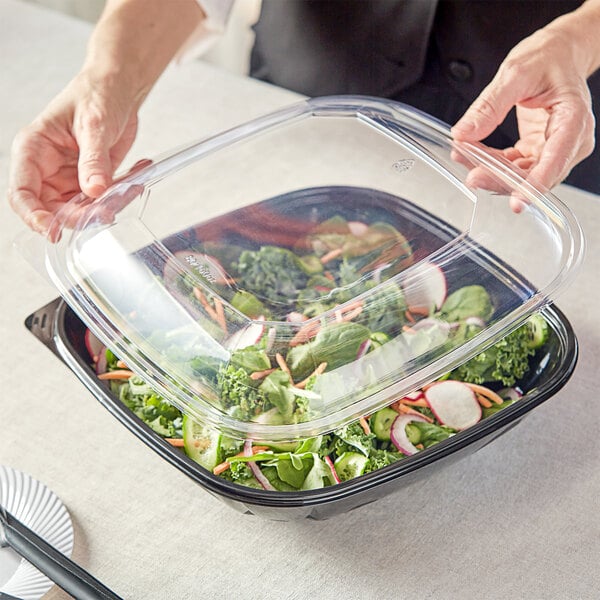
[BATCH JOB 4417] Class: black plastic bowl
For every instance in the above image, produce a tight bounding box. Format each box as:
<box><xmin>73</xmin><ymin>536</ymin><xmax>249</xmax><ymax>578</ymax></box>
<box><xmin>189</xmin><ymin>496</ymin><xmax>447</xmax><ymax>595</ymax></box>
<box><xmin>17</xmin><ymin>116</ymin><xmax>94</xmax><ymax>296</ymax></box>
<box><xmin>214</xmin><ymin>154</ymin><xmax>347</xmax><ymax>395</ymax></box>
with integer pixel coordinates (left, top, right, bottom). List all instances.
<box><xmin>25</xmin><ymin>298</ymin><xmax>577</xmax><ymax>520</ymax></box>
<box><xmin>25</xmin><ymin>187</ymin><xmax>579</xmax><ymax>520</ymax></box>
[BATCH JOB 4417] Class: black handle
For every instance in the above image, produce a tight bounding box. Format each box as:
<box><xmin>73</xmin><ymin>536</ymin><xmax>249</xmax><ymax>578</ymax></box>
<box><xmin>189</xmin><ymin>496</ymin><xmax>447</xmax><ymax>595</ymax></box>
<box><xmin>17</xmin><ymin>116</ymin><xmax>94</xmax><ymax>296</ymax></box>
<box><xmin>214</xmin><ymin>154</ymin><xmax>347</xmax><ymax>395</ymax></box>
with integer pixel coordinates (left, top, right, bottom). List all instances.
<box><xmin>0</xmin><ymin>507</ymin><xmax>122</xmax><ymax>600</ymax></box>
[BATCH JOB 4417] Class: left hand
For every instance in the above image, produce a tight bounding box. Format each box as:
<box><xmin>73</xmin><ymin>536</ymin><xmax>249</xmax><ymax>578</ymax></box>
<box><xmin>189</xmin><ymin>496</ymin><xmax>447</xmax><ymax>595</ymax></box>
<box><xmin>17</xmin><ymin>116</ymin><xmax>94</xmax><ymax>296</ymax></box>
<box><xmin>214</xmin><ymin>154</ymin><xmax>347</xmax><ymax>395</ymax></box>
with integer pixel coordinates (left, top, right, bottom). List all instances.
<box><xmin>452</xmin><ymin>19</ymin><xmax>596</xmax><ymax>191</ymax></box>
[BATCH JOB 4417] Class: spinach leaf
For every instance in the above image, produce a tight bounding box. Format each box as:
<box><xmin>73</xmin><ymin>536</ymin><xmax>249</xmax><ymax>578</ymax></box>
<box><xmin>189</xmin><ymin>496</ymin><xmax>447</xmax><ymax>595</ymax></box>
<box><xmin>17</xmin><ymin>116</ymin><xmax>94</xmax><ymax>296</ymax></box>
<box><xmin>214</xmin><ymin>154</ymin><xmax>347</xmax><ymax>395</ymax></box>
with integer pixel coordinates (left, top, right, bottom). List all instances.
<box><xmin>259</xmin><ymin>370</ymin><xmax>296</xmax><ymax>421</ymax></box>
<box><xmin>230</xmin><ymin>347</ymin><xmax>271</xmax><ymax>372</ymax></box>
<box><xmin>438</xmin><ymin>285</ymin><xmax>494</xmax><ymax>322</ymax></box>
<box><xmin>286</xmin><ymin>321</ymin><xmax>371</xmax><ymax>380</ymax></box>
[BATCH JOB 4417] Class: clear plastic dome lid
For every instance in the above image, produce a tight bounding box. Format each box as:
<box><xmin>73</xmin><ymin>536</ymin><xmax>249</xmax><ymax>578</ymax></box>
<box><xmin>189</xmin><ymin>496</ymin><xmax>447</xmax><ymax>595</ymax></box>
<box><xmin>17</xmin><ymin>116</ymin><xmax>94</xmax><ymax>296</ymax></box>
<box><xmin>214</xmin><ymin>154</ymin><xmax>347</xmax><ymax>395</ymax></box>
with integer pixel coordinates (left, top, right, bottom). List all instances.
<box><xmin>43</xmin><ymin>96</ymin><xmax>584</xmax><ymax>442</ymax></box>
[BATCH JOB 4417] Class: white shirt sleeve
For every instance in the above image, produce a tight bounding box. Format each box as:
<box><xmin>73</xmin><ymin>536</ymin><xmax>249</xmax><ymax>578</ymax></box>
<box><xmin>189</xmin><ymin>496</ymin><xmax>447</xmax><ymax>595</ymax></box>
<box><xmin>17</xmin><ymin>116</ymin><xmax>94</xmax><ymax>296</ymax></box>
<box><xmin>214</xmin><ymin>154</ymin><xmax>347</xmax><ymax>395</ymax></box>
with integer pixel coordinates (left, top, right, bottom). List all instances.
<box><xmin>176</xmin><ymin>0</ymin><xmax>235</xmax><ymax>62</ymax></box>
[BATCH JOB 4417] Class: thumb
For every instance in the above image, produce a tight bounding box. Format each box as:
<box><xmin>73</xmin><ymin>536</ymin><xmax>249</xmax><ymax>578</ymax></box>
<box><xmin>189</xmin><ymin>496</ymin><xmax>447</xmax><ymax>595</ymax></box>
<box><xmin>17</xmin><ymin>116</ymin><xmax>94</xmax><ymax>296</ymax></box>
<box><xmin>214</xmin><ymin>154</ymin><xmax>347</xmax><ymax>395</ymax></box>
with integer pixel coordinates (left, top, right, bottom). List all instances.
<box><xmin>75</xmin><ymin>114</ymin><xmax>113</xmax><ymax>197</ymax></box>
<box><xmin>452</xmin><ymin>72</ymin><xmax>526</xmax><ymax>142</ymax></box>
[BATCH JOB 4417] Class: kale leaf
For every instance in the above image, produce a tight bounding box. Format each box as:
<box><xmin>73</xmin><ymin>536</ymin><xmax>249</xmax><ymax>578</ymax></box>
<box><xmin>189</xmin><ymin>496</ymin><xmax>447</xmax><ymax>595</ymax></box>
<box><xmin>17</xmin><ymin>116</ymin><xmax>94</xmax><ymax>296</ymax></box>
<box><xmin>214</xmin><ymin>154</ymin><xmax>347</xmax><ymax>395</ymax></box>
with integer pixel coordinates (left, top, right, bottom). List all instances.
<box><xmin>449</xmin><ymin>321</ymin><xmax>535</xmax><ymax>386</ymax></box>
<box><xmin>234</xmin><ymin>246</ymin><xmax>309</xmax><ymax>312</ymax></box>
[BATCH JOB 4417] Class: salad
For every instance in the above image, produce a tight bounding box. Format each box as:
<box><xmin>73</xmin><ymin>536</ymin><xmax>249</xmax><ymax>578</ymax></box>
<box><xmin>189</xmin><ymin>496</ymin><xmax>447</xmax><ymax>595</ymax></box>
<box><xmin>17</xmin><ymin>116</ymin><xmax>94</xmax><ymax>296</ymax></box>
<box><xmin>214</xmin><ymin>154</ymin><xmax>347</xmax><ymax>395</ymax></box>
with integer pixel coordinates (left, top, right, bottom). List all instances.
<box><xmin>88</xmin><ymin>213</ymin><xmax>550</xmax><ymax>492</ymax></box>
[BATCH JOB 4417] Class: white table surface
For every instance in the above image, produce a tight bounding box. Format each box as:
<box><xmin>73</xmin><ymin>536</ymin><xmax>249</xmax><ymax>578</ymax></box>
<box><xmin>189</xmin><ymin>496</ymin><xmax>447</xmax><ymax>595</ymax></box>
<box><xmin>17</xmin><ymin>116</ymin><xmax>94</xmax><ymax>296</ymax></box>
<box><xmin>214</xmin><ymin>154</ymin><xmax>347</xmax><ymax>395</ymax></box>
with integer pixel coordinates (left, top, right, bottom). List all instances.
<box><xmin>1</xmin><ymin>2</ymin><xmax>599</xmax><ymax>599</ymax></box>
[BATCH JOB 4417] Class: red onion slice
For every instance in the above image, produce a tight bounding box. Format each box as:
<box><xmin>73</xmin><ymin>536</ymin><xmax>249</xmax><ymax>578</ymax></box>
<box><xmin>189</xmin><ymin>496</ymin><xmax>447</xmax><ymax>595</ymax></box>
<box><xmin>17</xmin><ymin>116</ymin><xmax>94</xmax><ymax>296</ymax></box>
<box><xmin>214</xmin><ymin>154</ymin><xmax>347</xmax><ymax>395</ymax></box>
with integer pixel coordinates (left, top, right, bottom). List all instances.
<box><xmin>465</xmin><ymin>316</ymin><xmax>487</xmax><ymax>328</ymax></box>
<box><xmin>95</xmin><ymin>346</ymin><xmax>108</xmax><ymax>375</ymax></box>
<box><xmin>265</xmin><ymin>327</ymin><xmax>277</xmax><ymax>353</ymax></box>
<box><xmin>390</xmin><ymin>413</ymin><xmax>430</xmax><ymax>455</ymax></box>
<box><xmin>356</xmin><ymin>338</ymin><xmax>371</xmax><ymax>359</ymax></box>
<box><xmin>243</xmin><ymin>440</ymin><xmax>275</xmax><ymax>491</ymax></box>
<box><xmin>497</xmin><ymin>386</ymin><xmax>523</xmax><ymax>401</ymax></box>
<box><xmin>84</xmin><ymin>329</ymin><xmax>104</xmax><ymax>363</ymax></box>
<box><xmin>324</xmin><ymin>456</ymin><xmax>341</xmax><ymax>484</ymax></box>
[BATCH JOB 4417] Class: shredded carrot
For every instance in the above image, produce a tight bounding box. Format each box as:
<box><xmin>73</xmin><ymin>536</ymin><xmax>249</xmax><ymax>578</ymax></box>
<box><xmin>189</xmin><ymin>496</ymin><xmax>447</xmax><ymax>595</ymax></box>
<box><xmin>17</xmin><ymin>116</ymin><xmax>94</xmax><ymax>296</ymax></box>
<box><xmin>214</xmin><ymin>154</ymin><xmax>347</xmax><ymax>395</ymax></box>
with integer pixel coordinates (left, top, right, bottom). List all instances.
<box><xmin>320</xmin><ymin>248</ymin><xmax>343</xmax><ymax>264</ymax></box>
<box><xmin>392</xmin><ymin>402</ymin><xmax>433</xmax><ymax>423</ymax></box>
<box><xmin>334</xmin><ymin>309</ymin><xmax>344</xmax><ymax>323</ymax></box>
<box><xmin>289</xmin><ymin>321</ymin><xmax>320</xmax><ymax>346</ymax></box>
<box><xmin>398</xmin><ymin>397</ymin><xmax>428</xmax><ymax>408</ymax></box>
<box><xmin>341</xmin><ymin>305</ymin><xmax>364</xmax><ymax>322</ymax></box>
<box><xmin>165</xmin><ymin>438</ymin><xmax>185</xmax><ymax>447</ymax></box>
<box><xmin>275</xmin><ymin>353</ymin><xmax>292</xmax><ymax>378</ymax></box>
<box><xmin>323</xmin><ymin>271</ymin><xmax>335</xmax><ymax>281</ymax></box>
<box><xmin>341</xmin><ymin>300</ymin><xmax>364</xmax><ymax>313</ymax></box>
<box><xmin>250</xmin><ymin>368</ymin><xmax>277</xmax><ymax>381</ymax></box>
<box><xmin>116</xmin><ymin>359</ymin><xmax>129</xmax><ymax>369</ymax></box>
<box><xmin>296</xmin><ymin>362</ymin><xmax>328</xmax><ymax>389</ymax></box>
<box><xmin>247</xmin><ymin>445</ymin><xmax>270</xmax><ymax>454</ymax></box>
<box><xmin>404</xmin><ymin>310</ymin><xmax>416</xmax><ymax>324</ymax></box>
<box><xmin>415</xmin><ymin>443</ymin><xmax>425</xmax><ymax>450</ymax></box>
<box><xmin>408</xmin><ymin>306</ymin><xmax>430</xmax><ymax>317</ymax></box>
<box><xmin>475</xmin><ymin>394</ymin><xmax>493</xmax><ymax>408</ymax></box>
<box><xmin>359</xmin><ymin>417</ymin><xmax>371</xmax><ymax>435</ymax></box>
<box><xmin>213</xmin><ymin>462</ymin><xmax>231</xmax><ymax>476</ymax></box>
<box><xmin>402</xmin><ymin>325</ymin><xmax>416</xmax><ymax>334</ymax></box>
<box><xmin>465</xmin><ymin>383</ymin><xmax>504</xmax><ymax>405</ymax></box>
<box><xmin>213</xmin><ymin>297</ymin><xmax>228</xmax><ymax>334</ymax></box>
<box><xmin>98</xmin><ymin>370</ymin><xmax>134</xmax><ymax>380</ymax></box>
<box><xmin>193</xmin><ymin>287</ymin><xmax>220</xmax><ymax>322</ymax></box>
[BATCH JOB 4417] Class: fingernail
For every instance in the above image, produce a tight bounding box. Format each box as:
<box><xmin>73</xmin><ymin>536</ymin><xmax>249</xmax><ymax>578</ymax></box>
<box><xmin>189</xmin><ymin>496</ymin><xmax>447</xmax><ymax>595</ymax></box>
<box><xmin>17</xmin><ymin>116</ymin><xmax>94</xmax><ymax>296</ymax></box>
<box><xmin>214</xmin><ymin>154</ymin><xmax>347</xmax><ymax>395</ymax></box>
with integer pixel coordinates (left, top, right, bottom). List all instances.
<box><xmin>31</xmin><ymin>212</ymin><xmax>53</xmax><ymax>235</ymax></box>
<box><xmin>452</xmin><ymin>120</ymin><xmax>476</xmax><ymax>135</ymax></box>
<box><xmin>87</xmin><ymin>175</ymin><xmax>106</xmax><ymax>188</ymax></box>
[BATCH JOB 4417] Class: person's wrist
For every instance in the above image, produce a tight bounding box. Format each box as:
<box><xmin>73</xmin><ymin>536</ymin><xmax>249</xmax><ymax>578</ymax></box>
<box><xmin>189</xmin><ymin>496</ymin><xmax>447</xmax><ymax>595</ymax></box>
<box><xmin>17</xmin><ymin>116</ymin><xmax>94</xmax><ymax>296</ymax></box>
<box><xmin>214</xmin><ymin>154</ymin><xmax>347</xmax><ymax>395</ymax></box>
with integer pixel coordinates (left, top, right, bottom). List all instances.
<box><xmin>545</xmin><ymin>4</ymin><xmax>600</xmax><ymax>77</ymax></box>
<box><xmin>76</xmin><ymin>63</ymin><xmax>146</xmax><ymax>116</ymax></box>
<box><xmin>82</xmin><ymin>0</ymin><xmax>204</xmax><ymax>107</ymax></box>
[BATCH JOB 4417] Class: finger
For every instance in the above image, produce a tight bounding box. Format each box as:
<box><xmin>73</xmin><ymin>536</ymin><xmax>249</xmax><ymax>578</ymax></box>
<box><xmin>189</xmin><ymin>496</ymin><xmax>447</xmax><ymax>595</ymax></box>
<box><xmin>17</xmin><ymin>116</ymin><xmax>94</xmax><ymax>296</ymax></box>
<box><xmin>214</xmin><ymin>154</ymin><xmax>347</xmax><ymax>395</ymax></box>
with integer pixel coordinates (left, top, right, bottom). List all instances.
<box><xmin>526</xmin><ymin>100</ymin><xmax>594</xmax><ymax>189</ymax></box>
<box><xmin>74</xmin><ymin>111</ymin><xmax>113</xmax><ymax>197</ymax></box>
<box><xmin>452</xmin><ymin>67</ymin><xmax>529</xmax><ymax>142</ymax></box>
<box><xmin>8</xmin><ymin>135</ymin><xmax>51</xmax><ymax>234</ymax></box>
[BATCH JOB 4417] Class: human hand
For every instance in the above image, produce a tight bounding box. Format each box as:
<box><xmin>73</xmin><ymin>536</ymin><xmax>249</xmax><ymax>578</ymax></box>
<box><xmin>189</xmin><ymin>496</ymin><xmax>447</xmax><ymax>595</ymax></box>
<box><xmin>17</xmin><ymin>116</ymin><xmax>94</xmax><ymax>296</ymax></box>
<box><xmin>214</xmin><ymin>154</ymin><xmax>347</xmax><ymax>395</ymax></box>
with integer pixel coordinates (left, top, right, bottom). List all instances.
<box><xmin>8</xmin><ymin>69</ymin><xmax>140</xmax><ymax>236</ymax></box>
<box><xmin>452</xmin><ymin>18</ymin><xmax>596</xmax><ymax>192</ymax></box>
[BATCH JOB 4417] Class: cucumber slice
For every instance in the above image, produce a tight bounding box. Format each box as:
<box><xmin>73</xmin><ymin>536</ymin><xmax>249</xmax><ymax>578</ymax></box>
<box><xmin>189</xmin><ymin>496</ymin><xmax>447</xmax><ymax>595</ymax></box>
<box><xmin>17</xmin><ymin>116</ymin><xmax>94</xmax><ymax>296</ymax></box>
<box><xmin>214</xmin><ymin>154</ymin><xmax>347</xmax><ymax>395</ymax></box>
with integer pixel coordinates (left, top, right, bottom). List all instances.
<box><xmin>370</xmin><ymin>407</ymin><xmax>399</xmax><ymax>441</ymax></box>
<box><xmin>404</xmin><ymin>423</ymin><xmax>422</xmax><ymax>445</ymax></box>
<box><xmin>334</xmin><ymin>452</ymin><xmax>369</xmax><ymax>482</ymax></box>
<box><xmin>182</xmin><ymin>415</ymin><xmax>222</xmax><ymax>471</ymax></box>
<box><xmin>255</xmin><ymin>440</ymin><xmax>299</xmax><ymax>453</ymax></box>
<box><xmin>526</xmin><ymin>314</ymin><xmax>549</xmax><ymax>349</ymax></box>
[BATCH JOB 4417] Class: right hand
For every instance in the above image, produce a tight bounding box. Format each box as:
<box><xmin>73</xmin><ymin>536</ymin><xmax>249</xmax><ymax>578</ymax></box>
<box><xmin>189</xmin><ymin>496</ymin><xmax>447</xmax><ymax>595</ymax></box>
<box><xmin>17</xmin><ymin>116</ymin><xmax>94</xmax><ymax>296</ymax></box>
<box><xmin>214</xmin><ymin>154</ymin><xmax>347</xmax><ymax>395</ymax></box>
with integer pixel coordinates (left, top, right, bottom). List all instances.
<box><xmin>8</xmin><ymin>69</ymin><xmax>140</xmax><ymax>236</ymax></box>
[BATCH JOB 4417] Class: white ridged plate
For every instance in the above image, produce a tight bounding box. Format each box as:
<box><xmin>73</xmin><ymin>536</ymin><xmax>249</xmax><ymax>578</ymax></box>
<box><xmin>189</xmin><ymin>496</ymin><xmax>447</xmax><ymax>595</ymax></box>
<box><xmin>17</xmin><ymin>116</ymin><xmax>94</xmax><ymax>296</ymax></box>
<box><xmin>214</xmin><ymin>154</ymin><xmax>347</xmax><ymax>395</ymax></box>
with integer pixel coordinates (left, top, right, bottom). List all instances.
<box><xmin>0</xmin><ymin>466</ymin><xmax>74</xmax><ymax>599</ymax></box>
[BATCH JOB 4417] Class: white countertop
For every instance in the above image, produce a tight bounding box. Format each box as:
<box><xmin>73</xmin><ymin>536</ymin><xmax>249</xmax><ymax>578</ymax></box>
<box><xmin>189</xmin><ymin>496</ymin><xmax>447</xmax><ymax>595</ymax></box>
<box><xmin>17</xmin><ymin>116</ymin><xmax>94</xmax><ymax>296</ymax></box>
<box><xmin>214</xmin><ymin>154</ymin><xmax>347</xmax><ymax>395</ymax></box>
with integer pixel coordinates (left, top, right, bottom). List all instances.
<box><xmin>1</xmin><ymin>2</ymin><xmax>599</xmax><ymax>599</ymax></box>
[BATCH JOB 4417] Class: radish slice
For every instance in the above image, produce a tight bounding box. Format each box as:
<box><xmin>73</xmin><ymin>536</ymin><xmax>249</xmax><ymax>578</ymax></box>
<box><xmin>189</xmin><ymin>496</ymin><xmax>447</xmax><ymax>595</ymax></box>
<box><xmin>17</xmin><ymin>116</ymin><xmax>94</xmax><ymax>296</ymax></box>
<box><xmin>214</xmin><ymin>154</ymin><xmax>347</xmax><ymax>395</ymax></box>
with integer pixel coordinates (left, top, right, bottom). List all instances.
<box><xmin>324</xmin><ymin>455</ymin><xmax>341</xmax><ymax>484</ymax></box>
<box><xmin>424</xmin><ymin>380</ymin><xmax>482</xmax><ymax>430</ymax></box>
<box><xmin>225</xmin><ymin>317</ymin><xmax>265</xmax><ymax>350</ymax></box>
<box><xmin>84</xmin><ymin>329</ymin><xmax>104</xmax><ymax>362</ymax></box>
<box><xmin>286</xmin><ymin>311</ymin><xmax>308</xmax><ymax>323</ymax></box>
<box><xmin>390</xmin><ymin>413</ymin><xmax>430</xmax><ymax>455</ymax></box>
<box><xmin>403</xmin><ymin>262</ymin><xmax>447</xmax><ymax>312</ymax></box>
<box><xmin>244</xmin><ymin>440</ymin><xmax>275</xmax><ymax>491</ymax></box>
<box><xmin>347</xmin><ymin>221</ymin><xmax>369</xmax><ymax>237</ymax></box>
<box><xmin>404</xmin><ymin>390</ymin><xmax>424</xmax><ymax>401</ymax></box>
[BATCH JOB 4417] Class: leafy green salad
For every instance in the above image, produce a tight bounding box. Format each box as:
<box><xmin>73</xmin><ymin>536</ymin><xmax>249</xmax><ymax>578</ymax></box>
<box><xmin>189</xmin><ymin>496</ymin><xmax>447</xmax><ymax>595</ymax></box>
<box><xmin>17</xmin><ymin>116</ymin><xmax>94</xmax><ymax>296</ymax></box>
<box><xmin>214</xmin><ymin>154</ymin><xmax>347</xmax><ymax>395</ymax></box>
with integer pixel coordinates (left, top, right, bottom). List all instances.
<box><xmin>90</xmin><ymin>214</ymin><xmax>550</xmax><ymax>492</ymax></box>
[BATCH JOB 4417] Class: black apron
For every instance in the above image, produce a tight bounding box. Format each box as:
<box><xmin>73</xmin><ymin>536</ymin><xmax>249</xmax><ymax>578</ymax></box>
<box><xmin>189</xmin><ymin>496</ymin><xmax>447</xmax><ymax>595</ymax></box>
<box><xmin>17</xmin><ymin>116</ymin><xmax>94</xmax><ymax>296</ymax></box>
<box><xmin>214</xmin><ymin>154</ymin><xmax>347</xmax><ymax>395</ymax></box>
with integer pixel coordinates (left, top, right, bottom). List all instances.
<box><xmin>250</xmin><ymin>0</ymin><xmax>600</xmax><ymax>193</ymax></box>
